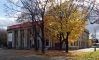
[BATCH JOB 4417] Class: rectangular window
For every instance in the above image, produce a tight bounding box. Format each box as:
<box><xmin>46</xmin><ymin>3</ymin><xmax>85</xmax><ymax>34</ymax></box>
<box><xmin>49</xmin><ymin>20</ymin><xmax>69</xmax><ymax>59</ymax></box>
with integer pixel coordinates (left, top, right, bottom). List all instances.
<box><xmin>46</xmin><ymin>40</ymin><xmax>49</xmax><ymax>46</ymax></box>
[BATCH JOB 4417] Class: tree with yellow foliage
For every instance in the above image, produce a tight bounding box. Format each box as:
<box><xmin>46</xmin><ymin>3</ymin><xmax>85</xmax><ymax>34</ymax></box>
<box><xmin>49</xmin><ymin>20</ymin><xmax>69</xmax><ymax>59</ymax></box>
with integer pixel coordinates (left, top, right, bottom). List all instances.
<box><xmin>44</xmin><ymin>0</ymin><xmax>95</xmax><ymax>52</ymax></box>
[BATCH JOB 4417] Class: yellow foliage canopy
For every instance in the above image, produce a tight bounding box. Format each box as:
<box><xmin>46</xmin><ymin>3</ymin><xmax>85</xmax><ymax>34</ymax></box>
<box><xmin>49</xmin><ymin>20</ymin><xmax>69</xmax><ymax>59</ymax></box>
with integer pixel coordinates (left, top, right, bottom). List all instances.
<box><xmin>44</xmin><ymin>1</ymin><xmax>87</xmax><ymax>43</ymax></box>
<box><xmin>44</xmin><ymin>17</ymin><xmax>86</xmax><ymax>43</ymax></box>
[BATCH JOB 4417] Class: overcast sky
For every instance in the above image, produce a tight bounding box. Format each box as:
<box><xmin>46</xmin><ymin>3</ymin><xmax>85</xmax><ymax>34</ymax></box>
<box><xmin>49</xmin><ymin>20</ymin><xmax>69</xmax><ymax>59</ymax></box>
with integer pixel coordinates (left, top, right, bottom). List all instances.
<box><xmin>0</xmin><ymin>0</ymin><xmax>99</xmax><ymax>39</ymax></box>
<box><xmin>0</xmin><ymin>0</ymin><xmax>17</xmax><ymax>29</ymax></box>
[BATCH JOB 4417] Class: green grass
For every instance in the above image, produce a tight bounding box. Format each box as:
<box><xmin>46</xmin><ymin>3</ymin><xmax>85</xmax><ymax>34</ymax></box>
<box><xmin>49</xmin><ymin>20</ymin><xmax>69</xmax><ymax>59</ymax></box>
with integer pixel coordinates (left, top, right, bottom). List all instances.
<box><xmin>76</xmin><ymin>51</ymin><xmax>99</xmax><ymax>60</ymax></box>
<box><xmin>67</xmin><ymin>51</ymin><xmax>99</xmax><ymax>60</ymax></box>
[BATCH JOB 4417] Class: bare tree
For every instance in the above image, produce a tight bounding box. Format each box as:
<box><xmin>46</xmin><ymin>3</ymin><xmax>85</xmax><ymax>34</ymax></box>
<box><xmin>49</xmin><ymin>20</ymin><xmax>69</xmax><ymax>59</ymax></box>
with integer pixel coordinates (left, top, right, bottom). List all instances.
<box><xmin>0</xmin><ymin>29</ymin><xmax>7</xmax><ymax>47</ymax></box>
<box><xmin>5</xmin><ymin>0</ymin><xmax>53</xmax><ymax>53</ymax></box>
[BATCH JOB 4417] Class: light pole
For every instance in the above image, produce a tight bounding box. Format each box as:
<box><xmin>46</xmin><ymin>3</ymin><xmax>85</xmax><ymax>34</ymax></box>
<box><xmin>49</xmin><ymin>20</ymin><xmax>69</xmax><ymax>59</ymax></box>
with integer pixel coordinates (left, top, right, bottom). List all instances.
<box><xmin>93</xmin><ymin>25</ymin><xmax>97</xmax><ymax>51</ymax></box>
<box><xmin>59</xmin><ymin>11</ymin><xmax>64</xmax><ymax>50</ymax></box>
<box><xmin>58</xmin><ymin>0</ymin><xmax>64</xmax><ymax>50</ymax></box>
<box><xmin>88</xmin><ymin>9</ymin><xmax>98</xmax><ymax>52</ymax></box>
<box><xmin>89</xmin><ymin>23</ymin><xmax>97</xmax><ymax>52</ymax></box>
<box><xmin>58</xmin><ymin>0</ymin><xmax>69</xmax><ymax>52</ymax></box>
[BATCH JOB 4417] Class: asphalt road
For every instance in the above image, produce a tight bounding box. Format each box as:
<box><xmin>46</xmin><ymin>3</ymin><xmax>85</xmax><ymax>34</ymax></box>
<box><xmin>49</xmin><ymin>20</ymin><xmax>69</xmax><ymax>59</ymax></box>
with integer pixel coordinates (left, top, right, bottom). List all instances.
<box><xmin>0</xmin><ymin>49</ymin><xmax>68</xmax><ymax>60</ymax></box>
<box><xmin>0</xmin><ymin>49</ymin><xmax>50</xmax><ymax>60</ymax></box>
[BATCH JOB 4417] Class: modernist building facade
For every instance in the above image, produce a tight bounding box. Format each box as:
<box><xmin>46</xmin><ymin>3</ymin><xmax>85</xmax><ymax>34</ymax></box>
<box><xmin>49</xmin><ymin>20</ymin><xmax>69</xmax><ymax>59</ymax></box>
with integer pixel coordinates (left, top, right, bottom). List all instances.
<box><xmin>7</xmin><ymin>22</ymin><xmax>41</xmax><ymax>49</ymax></box>
<box><xmin>7</xmin><ymin>21</ymin><xmax>90</xmax><ymax>50</ymax></box>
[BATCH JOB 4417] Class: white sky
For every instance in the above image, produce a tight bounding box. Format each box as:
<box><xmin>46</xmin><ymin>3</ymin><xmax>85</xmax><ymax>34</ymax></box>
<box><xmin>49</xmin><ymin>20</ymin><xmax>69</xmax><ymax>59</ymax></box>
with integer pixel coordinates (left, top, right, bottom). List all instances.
<box><xmin>0</xmin><ymin>17</ymin><xmax>16</xmax><ymax>29</ymax></box>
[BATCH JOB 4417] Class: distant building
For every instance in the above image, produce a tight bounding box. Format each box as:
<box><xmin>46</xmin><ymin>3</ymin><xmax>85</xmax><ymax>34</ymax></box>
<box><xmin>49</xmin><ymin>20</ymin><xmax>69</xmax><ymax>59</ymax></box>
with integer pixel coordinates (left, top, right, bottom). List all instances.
<box><xmin>69</xmin><ymin>29</ymin><xmax>90</xmax><ymax>49</ymax></box>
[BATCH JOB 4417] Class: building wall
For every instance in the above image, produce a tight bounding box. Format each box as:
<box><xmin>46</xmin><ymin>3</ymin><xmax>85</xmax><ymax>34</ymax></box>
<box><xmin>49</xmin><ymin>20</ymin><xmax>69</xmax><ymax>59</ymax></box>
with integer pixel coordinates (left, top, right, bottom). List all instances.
<box><xmin>69</xmin><ymin>29</ymin><xmax>89</xmax><ymax>49</ymax></box>
<box><xmin>7</xmin><ymin>27</ymin><xmax>44</xmax><ymax>49</ymax></box>
<box><xmin>7</xmin><ymin>21</ymin><xmax>90</xmax><ymax>50</ymax></box>
<box><xmin>7</xmin><ymin>29</ymin><xmax>89</xmax><ymax>50</ymax></box>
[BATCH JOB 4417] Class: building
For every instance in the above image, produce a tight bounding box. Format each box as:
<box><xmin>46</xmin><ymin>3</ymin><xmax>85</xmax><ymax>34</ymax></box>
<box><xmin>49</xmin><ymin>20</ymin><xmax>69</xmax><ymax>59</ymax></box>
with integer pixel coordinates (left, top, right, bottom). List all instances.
<box><xmin>69</xmin><ymin>29</ymin><xmax>90</xmax><ymax>49</ymax></box>
<box><xmin>7</xmin><ymin>21</ymin><xmax>42</xmax><ymax>49</ymax></box>
<box><xmin>7</xmin><ymin>21</ymin><xmax>90</xmax><ymax>50</ymax></box>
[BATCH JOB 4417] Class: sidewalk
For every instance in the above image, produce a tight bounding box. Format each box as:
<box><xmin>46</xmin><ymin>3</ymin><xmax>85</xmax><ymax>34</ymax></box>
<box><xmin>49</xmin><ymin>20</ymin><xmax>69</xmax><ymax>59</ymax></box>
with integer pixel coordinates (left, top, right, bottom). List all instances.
<box><xmin>73</xmin><ymin>48</ymin><xmax>99</xmax><ymax>52</ymax></box>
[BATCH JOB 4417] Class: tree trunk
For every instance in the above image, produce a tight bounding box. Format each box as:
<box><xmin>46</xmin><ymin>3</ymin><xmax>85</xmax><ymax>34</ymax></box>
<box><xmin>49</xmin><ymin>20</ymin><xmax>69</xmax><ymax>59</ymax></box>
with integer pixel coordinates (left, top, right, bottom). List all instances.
<box><xmin>31</xmin><ymin>16</ymin><xmax>38</xmax><ymax>51</ymax></box>
<box><xmin>59</xmin><ymin>32</ymin><xmax>62</xmax><ymax>50</ymax></box>
<box><xmin>33</xmin><ymin>25</ymin><xmax>38</xmax><ymax>51</ymax></box>
<box><xmin>65</xmin><ymin>32</ymin><xmax>70</xmax><ymax>53</ymax></box>
<box><xmin>41</xmin><ymin>21</ymin><xmax>45</xmax><ymax>53</ymax></box>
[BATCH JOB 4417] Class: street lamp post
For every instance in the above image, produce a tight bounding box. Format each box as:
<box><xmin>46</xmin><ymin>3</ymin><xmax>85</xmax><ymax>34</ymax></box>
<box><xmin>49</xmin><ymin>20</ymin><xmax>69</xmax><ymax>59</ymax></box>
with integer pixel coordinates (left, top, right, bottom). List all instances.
<box><xmin>93</xmin><ymin>26</ymin><xmax>97</xmax><ymax>51</ymax></box>
<box><xmin>59</xmin><ymin>11</ymin><xmax>69</xmax><ymax>52</ymax></box>
<box><xmin>88</xmin><ymin>10</ymin><xmax>98</xmax><ymax>52</ymax></box>
<box><xmin>58</xmin><ymin>0</ymin><xmax>69</xmax><ymax>52</ymax></box>
<box><xmin>59</xmin><ymin>11</ymin><xmax>64</xmax><ymax>50</ymax></box>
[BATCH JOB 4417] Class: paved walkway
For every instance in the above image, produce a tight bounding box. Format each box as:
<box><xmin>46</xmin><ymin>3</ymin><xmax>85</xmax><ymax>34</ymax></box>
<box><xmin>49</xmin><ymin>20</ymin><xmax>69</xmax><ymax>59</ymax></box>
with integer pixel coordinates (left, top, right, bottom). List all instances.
<box><xmin>74</xmin><ymin>48</ymin><xmax>99</xmax><ymax>52</ymax></box>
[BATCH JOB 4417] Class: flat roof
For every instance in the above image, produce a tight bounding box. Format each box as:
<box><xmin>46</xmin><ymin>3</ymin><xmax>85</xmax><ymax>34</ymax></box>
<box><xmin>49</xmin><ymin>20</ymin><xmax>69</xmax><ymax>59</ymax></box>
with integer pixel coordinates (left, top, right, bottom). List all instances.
<box><xmin>7</xmin><ymin>21</ymin><xmax>41</xmax><ymax>30</ymax></box>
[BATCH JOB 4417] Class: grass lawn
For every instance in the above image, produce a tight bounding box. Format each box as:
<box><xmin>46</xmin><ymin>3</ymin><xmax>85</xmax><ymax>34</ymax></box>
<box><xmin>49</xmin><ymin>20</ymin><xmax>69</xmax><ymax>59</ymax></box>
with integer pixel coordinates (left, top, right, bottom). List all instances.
<box><xmin>74</xmin><ymin>51</ymin><xmax>99</xmax><ymax>60</ymax></box>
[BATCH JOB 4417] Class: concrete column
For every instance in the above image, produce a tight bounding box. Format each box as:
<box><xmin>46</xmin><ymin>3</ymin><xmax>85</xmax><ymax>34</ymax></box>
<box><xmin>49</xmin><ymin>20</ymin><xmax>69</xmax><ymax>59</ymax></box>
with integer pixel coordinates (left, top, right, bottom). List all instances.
<box><xmin>38</xmin><ymin>31</ymin><xmax>42</xmax><ymax>49</ymax></box>
<box><xmin>27</xmin><ymin>29</ymin><xmax>30</xmax><ymax>49</ymax></box>
<box><xmin>49</xmin><ymin>40</ymin><xmax>51</xmax><ymax>48</ymax></box>
<box><xmin>10</xmin><ymin>31</ymin><xmax>14</xmax><ymax>48</ymax></box>
<box><xmin>18</xmin><ymin>30</ymin><xmax>21</xmax><ymax>48</ymax></box>
<box><xmin>76</xmin><ymin>40</ymin><xmax>79</xmax><ymax>49</ymax></box>
<box><xmin>37</xmin><ymin>36</ymin><xmax>42</xmax><ymax>49</ymax></box>
<box><xmin>78</xmin><ymin>41</ymin><xmax>81</xmax><ymax>49</ymax></box>
<box><xmin>48</xmin><ymin>36</ymin><xmax>51</xmax><ymax>48</ymax></box>
<box><xmin>50</xmin><ymin>39</ymin><xmax>52</xmax><ymax>48</ymax></box>
<box><xmin>24</xmin><ymin>29</ymin><xmax>28</xmax><ymax>49</ymax></box>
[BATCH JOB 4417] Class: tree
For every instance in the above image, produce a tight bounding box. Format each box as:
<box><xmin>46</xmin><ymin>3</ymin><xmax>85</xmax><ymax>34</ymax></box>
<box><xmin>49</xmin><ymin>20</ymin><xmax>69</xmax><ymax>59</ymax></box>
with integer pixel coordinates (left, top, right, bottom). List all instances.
<box><xmin>5</xmin><ymin>0</ymin><xmax>53</xmax><ymax>53</ymax></box>
<box><xmin>44</xmin><ymin>0</ymin><xmax>96</xmax><ymax>52</ymax></box>
<box><xmin>0</xmin><ymin>29</ymin><xmax>7</xmax><ymax>47</ymax></box>
<box><xmin>44</xmin><ymin>11</ymin><xmax>86</xmax><ymax>52</ymax></box>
